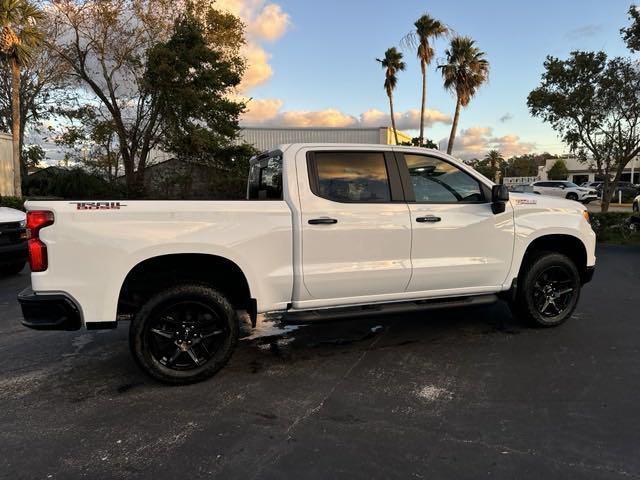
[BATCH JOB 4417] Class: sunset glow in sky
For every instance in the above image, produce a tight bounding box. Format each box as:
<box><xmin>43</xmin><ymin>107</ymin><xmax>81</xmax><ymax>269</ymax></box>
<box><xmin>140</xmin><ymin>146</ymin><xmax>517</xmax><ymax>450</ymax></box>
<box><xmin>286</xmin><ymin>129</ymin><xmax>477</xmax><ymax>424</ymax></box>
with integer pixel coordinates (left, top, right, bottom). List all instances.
<box><xmin>223</xmin><ymin>0</ymin><xmax>634</xmax><ymax>158</ymax></box>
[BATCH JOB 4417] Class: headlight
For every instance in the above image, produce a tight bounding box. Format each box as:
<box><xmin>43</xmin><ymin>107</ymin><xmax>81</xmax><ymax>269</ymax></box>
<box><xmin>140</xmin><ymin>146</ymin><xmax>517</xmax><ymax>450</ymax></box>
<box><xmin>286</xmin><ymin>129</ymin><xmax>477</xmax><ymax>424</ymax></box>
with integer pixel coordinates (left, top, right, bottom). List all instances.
<box><xmin>19</xmin><ymin>219</ymin><xmax>26</xmax><ymax>228</ymax></box>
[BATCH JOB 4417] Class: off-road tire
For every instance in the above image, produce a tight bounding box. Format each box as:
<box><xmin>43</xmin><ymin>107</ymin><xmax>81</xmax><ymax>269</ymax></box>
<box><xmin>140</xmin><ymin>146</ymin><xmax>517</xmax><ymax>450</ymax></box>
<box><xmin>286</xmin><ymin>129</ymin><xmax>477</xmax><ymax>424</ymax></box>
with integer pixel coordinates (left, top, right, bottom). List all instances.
<box><xmin>511</xmin><ymin>252</ymin><xmax>581</xmax><ymax>328</ymax></box>
<box><xmin>129</xmin><ymin>284</ymin><xmax>238</xmax><ymax>385</ymax></box>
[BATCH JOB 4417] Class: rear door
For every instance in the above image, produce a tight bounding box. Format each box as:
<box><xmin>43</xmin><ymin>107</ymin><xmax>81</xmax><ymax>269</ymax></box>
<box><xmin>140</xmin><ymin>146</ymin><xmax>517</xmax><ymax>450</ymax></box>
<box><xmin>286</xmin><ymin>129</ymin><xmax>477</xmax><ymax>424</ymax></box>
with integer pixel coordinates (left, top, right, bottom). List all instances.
<box><xmin>397</xmin><ymin>152</ymin><xmax>514</xmax><ymax>293</ymax></box>
<box><xmin>296</xmin><ymin>148</ymin><xmax>412</xmax><ymax>303</ymax></box>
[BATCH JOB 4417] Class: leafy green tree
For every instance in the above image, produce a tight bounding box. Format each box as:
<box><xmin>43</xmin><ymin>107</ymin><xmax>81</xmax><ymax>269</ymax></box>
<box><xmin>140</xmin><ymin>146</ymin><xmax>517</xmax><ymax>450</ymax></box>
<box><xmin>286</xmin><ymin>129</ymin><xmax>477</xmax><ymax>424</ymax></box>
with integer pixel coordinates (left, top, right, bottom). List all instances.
<box><xmin>622</xmin><ymin>5</ymin><xmax>640</xmax><ymax>52</ymax></box>
<box><xmin>376</xmin><ymin>47</ymin><xmax>405</xmax><ymax>145</ymax></box>
<box><xmin>0</xmin><ymin>0</ymin><xmax>43</xmax><ymax>197</ymax></box>
<box><xmin>0</xmin><ymin>11</ymin><xmax>68</xmax><ymax>184</ymax></box>
<box><xmin>439</xmin><ymin>36</ymin><xmax>489</xmax><ymax>155</ymax></box>
<box><xmin>482</xmin><ymin>150</ymin><xmax>504</xmax><ymax>182</ymax></box>
<box><xmin>506</xmin><ymin>153</ymin><xmax>553</xmax><ymax>177</ymax></box>
<box><xmin>401</xmin><ymin>137</ymin><xmax>437</xmax><ymax>149</ymax></box>
<box><xmin>547</xmin><ymin>159</ymin><xmax>569</xmax><ymax>180</ymax></box>
<box><xmin>403</xmin><ymin>14</ymin><xmax>448</xmax><ymax>146</ymax></box>
<box><xmin>528</xmin><ymin>51</ymin><xmax>640</xmax><ymax>211</ymax></box>
<box><xmin>54</xmin><ymin>105</ymin><xmax>123</xmax><ymax>183</ymax></box>
<box><xmin>21</xmin><ymin>143</ymin><xmax>44</xmax><ymax>171</ymax></box>
<box><xmin>47</xmin><ymin>0</ymin><xmax>246</xmax><ymax>196</ymax></box>
<box><xmin>145</xmin><ymin>15</ymin><xmax>246</xmax><ymax>162</ymax></box>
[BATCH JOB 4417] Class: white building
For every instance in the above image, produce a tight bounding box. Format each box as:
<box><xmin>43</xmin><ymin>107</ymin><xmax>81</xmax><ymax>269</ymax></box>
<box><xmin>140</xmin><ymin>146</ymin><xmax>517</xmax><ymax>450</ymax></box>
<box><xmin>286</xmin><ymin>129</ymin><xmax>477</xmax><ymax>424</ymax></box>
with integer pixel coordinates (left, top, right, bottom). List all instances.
<box><xmin>541</xmin><ymin>156</ymin><xmax>640</xmax><ymax>184</ymax></box>
<box><xmin>238</xmin><ymin>127</ymin><xmax>412</xmax><ymax>152</ymax></box>
<box><xmin>0</xmin><ymin>132</ymin><xmax>14</xmax><ymax>196</ymax></box>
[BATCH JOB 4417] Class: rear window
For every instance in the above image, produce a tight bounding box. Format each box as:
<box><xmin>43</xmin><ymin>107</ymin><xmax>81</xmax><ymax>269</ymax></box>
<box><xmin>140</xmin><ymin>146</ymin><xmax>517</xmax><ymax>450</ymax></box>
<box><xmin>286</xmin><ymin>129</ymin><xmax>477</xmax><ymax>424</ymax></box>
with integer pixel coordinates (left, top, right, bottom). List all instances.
<box><xmin>247</xmin><ymin>154</ymin><xmax>283</xmax><ymax>200</ymax></box>
<box><xmin>309</xmin><ymin>152</ymin><xmax>391</xmax><ymax>203</ymax></box>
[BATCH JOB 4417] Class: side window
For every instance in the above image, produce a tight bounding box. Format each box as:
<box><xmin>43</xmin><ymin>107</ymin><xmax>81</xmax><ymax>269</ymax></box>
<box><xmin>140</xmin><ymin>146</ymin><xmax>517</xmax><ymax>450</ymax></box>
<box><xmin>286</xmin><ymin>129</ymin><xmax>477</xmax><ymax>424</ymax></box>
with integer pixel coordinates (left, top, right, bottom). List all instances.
<box><xmin>404</xmin><ymin>155</ymin><xmax>485</xmax><ymax>203</ymax></box>
<box><xmin>247</xmin><ymin>154</ymin><xmax>283</xmax><ymax>200</ymax></box>
<box><xmin>310</xmin><ymin>152</ymin><xmax>391</xmax><ymax>203</ymax></box>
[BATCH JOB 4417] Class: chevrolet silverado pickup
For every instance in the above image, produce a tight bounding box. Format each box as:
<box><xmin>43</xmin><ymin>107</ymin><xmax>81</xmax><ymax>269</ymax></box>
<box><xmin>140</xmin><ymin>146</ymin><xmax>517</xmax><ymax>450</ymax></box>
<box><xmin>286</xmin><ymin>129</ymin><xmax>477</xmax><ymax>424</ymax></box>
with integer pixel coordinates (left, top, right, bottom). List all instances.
<box><xmin>18</xmin><ymin>144</ymin><xmax>596</xmax><ymax>384</ymax></box>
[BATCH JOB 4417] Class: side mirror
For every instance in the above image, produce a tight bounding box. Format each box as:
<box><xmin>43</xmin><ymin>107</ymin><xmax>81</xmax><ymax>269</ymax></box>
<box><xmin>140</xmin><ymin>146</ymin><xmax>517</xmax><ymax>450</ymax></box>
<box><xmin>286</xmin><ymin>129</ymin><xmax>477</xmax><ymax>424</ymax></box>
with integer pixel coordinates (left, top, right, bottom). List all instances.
<box><xmin>491</xmin><ymin>184</ymin><xmax>509</xmax><ymax>202</ymax></box>
<box><xmin>491</xmin><ymin>184</ymin><xmax>509</xmax><ymax>214</ymax></box>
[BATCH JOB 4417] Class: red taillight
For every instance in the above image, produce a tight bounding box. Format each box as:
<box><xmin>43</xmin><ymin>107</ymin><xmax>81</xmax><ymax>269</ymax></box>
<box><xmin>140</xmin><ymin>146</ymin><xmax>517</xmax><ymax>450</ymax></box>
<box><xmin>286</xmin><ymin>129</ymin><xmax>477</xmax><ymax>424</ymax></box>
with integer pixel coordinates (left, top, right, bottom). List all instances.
<box><xmin>26</xmin><ymin>210</ymin><xmax>54</xmax><ymax>272</ymax></box>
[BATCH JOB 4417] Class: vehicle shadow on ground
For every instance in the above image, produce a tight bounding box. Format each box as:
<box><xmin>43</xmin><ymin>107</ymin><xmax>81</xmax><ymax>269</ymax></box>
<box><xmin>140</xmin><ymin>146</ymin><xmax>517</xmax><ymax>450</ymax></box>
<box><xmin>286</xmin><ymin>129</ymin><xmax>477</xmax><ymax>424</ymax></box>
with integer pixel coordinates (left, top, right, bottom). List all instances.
<box><xmin>15</xmin><ymin>301</ymin><xmax>525</xmax><ymax>399</ymax></box>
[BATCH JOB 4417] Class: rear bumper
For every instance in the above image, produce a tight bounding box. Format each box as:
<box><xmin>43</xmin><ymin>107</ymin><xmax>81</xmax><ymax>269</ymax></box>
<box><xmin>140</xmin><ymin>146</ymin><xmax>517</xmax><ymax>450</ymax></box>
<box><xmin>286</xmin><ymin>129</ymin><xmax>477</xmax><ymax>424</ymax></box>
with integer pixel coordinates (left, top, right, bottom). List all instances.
<box><xmin>18</xmin><ymin>288</ymin><xmax>82</xmax><ymax>331</ymax></box>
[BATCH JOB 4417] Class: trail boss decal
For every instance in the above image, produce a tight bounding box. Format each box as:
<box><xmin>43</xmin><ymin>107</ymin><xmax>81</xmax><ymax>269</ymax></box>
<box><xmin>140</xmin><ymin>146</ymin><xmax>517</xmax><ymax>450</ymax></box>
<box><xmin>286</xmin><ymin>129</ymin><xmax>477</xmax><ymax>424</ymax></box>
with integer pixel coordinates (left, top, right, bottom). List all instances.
<box><xmin>514</xmin><ymin>199</ymin><xmax>537</xmax><ymax>205</ymax></box>
<box><xmin>70</xmin><ymin>201</ymin><xmax>126</xmax><ymax>210</ymax></box>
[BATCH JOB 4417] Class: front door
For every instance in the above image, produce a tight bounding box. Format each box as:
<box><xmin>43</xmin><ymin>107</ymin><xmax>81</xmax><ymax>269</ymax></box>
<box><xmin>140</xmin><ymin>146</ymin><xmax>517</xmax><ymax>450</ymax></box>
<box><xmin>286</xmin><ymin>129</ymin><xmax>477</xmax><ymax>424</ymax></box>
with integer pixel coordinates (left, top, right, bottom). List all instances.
<box><xmin>398</xmin><ymin>152</ymin><xmax>515</xmax><ymax>294</ymax></box>
<box><xmin>297</xmin><ymin>149</ymin><xmax>412</xmax><ymax>302</ymax></box>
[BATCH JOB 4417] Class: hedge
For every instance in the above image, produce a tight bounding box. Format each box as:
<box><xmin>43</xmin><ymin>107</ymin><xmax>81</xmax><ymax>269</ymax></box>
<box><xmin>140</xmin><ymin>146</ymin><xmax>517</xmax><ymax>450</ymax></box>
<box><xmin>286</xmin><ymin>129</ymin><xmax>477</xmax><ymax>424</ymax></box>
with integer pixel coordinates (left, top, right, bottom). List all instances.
<box><xmin>590</xmin><ymin>212</ymin><xmax>640</xmax><ymax>244</ymax></box>
<box><xmin>0</xmin><ymin>196</ymin><xmax>25</xmax><ymax>211</ymax></box>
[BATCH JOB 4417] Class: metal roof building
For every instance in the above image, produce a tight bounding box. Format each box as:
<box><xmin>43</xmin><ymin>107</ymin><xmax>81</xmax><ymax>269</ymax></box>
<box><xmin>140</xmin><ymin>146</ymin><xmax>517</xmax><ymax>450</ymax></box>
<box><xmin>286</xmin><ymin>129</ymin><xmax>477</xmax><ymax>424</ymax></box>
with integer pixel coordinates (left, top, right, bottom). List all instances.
<box><xmin>239</xmin><ymin>127</ymin><xmax>412</xmax><ymax>152</ymax></box>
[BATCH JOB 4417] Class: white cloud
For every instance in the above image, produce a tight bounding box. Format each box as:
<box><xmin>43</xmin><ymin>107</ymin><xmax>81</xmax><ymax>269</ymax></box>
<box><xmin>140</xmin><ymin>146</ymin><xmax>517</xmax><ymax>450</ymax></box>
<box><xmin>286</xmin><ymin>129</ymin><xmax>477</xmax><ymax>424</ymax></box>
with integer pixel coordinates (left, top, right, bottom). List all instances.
<box><xmin>242</xmin><ymin>97</ymin><xmax>284</xmax><ymax>123</ymax></box>
<box><xmin>216</xmin><ymin>1</ymin><xmax>291</xmax><ymax>92</ymax></box>
<box><xmin>242</xmin><ymin>102</ymin><xmax>451</xmax><ymax>129</ymax></box>
<box><xmin>566</xmin><ymin>24</ymin><xmax>603</xmax><ymax>39</ymax></box>
<box><xmin>239</xmin><ymin>44</ymin><xmax>274</xmax><ymax>91</ymax></box>
<box><xmin>359</xmin><ymin>108</ymin><xmax>451</xmax><ymax>130</ymax></box>
<box><xmin>249</xmin><ymin>4</ymin><xmax>290</xmax><ymax>41</ymax></box>
<box><xmin>442</xmin><ymin>126</ymin><xmax>536</xmax><ymax>159</ymax></box>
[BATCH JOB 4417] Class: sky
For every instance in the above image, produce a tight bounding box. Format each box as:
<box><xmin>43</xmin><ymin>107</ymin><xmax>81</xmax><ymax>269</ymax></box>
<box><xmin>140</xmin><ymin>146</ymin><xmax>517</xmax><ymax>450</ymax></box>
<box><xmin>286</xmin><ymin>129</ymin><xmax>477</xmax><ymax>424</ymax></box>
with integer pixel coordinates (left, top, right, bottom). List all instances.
<box><xmin>221</xmin><ymin>0</ymin><xmax>635</xmax><ymax>159</ymax></box>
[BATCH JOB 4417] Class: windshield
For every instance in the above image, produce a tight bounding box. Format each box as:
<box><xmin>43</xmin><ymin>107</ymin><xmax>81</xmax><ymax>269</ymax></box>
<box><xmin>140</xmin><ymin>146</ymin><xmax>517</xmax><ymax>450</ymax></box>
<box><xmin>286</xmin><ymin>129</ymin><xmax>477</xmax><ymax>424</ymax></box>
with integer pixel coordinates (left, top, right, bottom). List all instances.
<box><xmin>563</xmin><ymin>182</ymin><xmax>579</xmax><ymax>188</ymax></box>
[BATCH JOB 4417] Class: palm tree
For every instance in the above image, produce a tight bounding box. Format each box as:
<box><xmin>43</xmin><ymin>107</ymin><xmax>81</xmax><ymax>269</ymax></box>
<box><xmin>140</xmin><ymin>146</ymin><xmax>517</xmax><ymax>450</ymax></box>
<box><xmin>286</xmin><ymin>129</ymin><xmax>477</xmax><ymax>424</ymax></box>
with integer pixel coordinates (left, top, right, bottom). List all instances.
<box><xmin>0</xmin><ymin>0</ymin><xmax>43</xmax><ymax>197</ymax></box>
<box><xmin>439</xmin><ymin>36</ymin><xmax>489</xmax><ymax>156</ymax></box>
<box><xmin>485</xmin><ymin>149</ymin><xmax>503</xmax><ymax>183</ymax></box>
<box><xmin>377</xmin><ymin>47</ymin><xmax>406</xmax><ymax>145</ymax></box>
<box><xmin>403</xmin><ymin>14</ymin><xmax>449</xmax><ymax>146</ymax></box>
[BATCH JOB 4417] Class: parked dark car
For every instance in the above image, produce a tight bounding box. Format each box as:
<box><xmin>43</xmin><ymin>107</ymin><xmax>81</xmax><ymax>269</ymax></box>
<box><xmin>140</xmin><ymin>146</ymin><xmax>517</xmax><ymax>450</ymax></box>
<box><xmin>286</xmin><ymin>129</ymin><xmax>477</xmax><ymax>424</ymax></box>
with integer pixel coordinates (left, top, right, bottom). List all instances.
<box><xmin>0</xmin><ymin>207</ymin><xmax>28</xmax><ymax>275</ymax></box>
<box><xmin>601</xmin><ymin>182</ymin><xmax>640</xmax><ymax>203</ymax></box>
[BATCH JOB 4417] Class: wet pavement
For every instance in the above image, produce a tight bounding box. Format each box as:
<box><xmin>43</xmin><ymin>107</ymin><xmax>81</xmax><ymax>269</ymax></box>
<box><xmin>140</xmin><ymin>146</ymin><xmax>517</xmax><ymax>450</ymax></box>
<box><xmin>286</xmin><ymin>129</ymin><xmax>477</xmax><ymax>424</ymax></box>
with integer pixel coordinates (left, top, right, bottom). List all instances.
<box><xmin>1</xmin><ymin>245</ymin><xmax>639</xmax><ymax>479</ymax></box>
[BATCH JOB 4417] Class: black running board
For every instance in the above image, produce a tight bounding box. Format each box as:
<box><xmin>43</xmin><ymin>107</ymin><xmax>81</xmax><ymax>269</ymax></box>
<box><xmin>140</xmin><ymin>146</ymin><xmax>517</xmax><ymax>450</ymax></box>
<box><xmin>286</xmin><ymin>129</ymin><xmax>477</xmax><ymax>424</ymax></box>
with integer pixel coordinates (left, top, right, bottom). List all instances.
<box><xmin>282</xmin><ymin>294</ymin><xmax>498</xmax><ymax>324</ymax></box>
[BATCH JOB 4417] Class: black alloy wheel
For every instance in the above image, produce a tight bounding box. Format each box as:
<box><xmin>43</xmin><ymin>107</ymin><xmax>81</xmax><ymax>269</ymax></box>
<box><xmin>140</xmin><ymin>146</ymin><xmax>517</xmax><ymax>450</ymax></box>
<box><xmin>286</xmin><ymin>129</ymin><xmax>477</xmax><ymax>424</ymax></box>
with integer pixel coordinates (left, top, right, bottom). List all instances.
<box><xmin>130</xmin><ymin>284</ymin><xmax>238</xmax><ymax>384</ymax></box>
<box><xmin>511</xmin><ymin>252</ymin><xmax>581</xmax><ymax>327</ymax></box>
<box><xmin>146</xmin><ymin>300</ymin><xmax>227</xmax><ymax>370</ymax></box>
<box><xmin>531</xmin><ymin>265</ymin><xmax>578</xmax><ymax>319</ymax></box>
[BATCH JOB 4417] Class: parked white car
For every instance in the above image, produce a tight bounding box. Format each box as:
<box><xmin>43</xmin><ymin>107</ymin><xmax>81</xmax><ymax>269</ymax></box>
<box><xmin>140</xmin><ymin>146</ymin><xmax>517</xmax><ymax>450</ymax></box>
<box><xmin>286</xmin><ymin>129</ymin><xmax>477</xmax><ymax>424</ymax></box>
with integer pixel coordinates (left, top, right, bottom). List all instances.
<box><xmin>0</xmin><ymin>206</ymin><xmax>27</xmax><ymax>275</ymax></box>
<box><xmin>531</xmin><ymin>180</ymin><xmax>598</xmax><ymax>203</ymax></box>
<box><xmin>18</xmin><ymin>144</ymin><xmax>596</xmax><ymax>384</ymax></box>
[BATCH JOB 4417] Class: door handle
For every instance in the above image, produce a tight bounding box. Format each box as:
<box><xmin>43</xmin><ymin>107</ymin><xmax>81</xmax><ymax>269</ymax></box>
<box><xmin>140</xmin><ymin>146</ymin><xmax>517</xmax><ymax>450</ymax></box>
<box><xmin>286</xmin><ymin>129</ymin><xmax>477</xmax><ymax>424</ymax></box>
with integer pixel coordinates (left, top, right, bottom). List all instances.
<box><xmin>308</xmin><ymin>217</ymin><xmax>338</xmax><ymax>225</ymax></box>
<box><xmin>416</xmin><ymin>215</ymin><xmax>441</xmax><ymax>223</ymax></box>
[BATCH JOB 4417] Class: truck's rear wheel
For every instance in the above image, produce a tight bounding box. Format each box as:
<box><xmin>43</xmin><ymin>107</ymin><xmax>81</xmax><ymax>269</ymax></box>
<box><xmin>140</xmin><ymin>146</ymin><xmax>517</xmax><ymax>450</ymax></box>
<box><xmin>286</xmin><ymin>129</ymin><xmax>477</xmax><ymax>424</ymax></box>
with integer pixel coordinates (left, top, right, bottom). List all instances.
<box><xmin>511</xmin><ymin>252</ymin><xmax>581</xmax><ymax>327</ymax></box>
<box><xmin>129</xmin><ymin>284</ymin><xmax>238</xmax><ymax>385</ymax></box>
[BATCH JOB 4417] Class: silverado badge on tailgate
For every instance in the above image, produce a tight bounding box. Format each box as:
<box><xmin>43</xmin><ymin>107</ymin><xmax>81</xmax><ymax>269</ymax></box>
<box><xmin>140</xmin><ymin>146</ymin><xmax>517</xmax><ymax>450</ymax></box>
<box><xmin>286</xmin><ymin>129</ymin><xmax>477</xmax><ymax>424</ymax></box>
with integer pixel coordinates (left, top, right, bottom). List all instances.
<box><xmin>70</xmin><ymin>201</ymin><xmax>126</xmax><ymax>210</ymax></box>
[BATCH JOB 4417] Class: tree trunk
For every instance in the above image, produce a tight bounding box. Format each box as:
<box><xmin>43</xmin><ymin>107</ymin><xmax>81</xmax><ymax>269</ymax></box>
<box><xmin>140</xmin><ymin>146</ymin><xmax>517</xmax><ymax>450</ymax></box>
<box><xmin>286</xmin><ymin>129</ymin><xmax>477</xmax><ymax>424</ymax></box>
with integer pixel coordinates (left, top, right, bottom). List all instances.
<box><xmin>388</xmin><ymin>92</ymin><xmax>399</xmax><ymax>145</ymax></box>
<box><xmin>10</xmin><ymin>58</ymin><xmax>21</xmax><ymax>198</ymax></box>
<box><xmin>419</xmin><ymin>60</ymin><xmax>426</xmax><ymax>147</ymax></box>
<box><xmin>447</xmin><ymin>97</ymin><xmax>462</xmax><ymax>155</ymax></box>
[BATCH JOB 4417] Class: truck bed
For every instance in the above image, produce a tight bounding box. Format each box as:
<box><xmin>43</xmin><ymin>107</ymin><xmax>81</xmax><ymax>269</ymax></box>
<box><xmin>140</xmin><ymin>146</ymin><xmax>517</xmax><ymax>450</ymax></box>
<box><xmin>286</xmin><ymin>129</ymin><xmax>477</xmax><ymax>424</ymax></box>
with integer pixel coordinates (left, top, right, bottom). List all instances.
<box><xmin>26</xmin><ymin>200</ymin><xmax>294</xmax><ymax>326</ymax></box>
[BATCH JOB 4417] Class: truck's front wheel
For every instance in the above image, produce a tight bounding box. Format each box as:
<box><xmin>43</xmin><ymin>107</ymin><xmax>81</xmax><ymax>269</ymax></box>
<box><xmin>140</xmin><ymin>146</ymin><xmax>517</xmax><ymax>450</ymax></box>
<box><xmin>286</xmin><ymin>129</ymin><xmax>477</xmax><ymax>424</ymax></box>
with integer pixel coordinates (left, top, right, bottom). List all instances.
<box><xmin>129</xmin><ymin>284</ymin><xmax>238</xmax><ymax>385</ymax></box>
<box><xmin>511</xmin><ymin>252</ymin><xmax>581</xmax><ymax>327</ymax></box>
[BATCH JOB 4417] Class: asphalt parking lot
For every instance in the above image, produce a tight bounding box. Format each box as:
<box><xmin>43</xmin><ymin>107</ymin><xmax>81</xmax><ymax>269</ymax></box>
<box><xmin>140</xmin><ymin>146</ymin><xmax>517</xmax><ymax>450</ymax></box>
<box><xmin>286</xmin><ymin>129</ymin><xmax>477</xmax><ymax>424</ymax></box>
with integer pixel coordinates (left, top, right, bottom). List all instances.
<box><xmin>1</xmin><ymin>245</ymin><xmax>639</xmax><ymax>480</ymax></box>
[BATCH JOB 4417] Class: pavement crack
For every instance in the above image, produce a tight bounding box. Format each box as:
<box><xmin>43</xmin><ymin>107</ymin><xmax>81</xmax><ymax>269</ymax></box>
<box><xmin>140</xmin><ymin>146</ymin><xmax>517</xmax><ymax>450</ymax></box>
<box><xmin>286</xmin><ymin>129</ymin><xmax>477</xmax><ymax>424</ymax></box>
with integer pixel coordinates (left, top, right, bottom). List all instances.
<box><xmin>249</xmin><ymin>324</ymin><xmax>391</xmax><ymax>480</ymax></box>
<box><xmin>284</xmin><ymin>326</ymin><xmax>387</xmax><ymax>436</ymax></box>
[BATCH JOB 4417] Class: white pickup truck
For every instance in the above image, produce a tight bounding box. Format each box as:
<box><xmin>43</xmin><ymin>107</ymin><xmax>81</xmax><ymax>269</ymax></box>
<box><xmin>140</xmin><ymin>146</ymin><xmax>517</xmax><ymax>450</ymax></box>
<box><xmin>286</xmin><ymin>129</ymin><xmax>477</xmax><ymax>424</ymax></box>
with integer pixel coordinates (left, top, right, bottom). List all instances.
<box><xmin>19</xmin><ymin>144</ymin><xmax>596</xmax><ymax>384</ymax></box>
